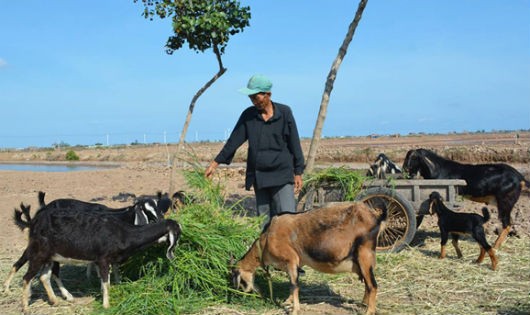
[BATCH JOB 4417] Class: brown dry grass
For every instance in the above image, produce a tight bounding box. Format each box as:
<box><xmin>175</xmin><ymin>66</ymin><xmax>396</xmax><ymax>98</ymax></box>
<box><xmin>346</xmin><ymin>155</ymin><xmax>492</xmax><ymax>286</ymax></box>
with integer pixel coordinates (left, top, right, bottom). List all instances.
<box><xmin>1</xmin><ymin>131</ymin><xmax>528</xmax><ymax>165</ymax></box>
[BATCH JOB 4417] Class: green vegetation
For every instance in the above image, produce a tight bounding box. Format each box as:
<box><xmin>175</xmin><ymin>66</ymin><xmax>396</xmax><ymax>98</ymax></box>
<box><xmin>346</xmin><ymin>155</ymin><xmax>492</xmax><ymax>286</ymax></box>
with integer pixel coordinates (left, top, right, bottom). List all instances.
<box><xmin>65</xmin><ymin>150</ymin><xmax>80</xmax><ymax>161</ymax></box>
<box><xmin>302</xmin><ymin>166</ymin><xmax>366</xmax><ymax>201</ymax></box>
<box><xmin>99</xmin><ymin>163</ymin><xmax>268</xmax><ymax>315</ymax></box>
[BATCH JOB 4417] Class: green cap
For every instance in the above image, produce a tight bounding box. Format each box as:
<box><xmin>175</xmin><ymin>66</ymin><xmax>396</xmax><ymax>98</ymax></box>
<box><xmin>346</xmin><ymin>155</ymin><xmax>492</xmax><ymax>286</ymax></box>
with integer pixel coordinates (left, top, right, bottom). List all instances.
<box><xmin>238</xmin><ymin>74</ymin><xmax>273</xmax><ymax>95</ymax></box>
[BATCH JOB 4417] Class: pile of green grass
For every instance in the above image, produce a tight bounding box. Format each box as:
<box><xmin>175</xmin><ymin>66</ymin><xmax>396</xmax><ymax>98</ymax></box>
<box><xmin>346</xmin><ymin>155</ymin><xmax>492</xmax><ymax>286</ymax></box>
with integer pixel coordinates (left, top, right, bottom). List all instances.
<box><xmin>302</xmin><ymin>166</ymin><xmax>367</xmax><ymax>201</ymax></box>
<box><xmin>98</xmin><ymin>163</ymin><xmax>271</xmax><ymax>314</ymax></box>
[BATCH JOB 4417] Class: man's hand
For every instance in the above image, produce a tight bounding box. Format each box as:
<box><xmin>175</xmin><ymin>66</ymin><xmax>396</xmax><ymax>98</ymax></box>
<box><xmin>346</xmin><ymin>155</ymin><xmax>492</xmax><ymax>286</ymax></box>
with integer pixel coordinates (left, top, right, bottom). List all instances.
<box><xmin>205</xmin><ymin>161</ymin><xmax>219</xmax><ymax>178</ymax></box>
<box><xmin>294</xmin><ymin>174</ymin><xmax>303</xmax><ymax>194</ymax></box>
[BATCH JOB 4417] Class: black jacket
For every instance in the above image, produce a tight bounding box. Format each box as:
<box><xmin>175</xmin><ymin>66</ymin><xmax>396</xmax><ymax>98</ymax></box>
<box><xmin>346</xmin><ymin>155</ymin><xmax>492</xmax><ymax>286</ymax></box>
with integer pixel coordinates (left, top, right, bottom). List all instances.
<box><xmin>214</xmin><ymin>102</ymin><xmax>305</xmax><ymax>190</ymax></box>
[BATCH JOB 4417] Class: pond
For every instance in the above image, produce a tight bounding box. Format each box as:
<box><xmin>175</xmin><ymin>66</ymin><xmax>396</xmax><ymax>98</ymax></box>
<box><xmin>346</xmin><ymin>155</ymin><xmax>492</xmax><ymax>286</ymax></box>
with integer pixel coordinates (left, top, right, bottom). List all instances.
<box><xmin>0</xmin><ymin>163</ymin><xmax>118</xmax><ymax>172</ymax></box>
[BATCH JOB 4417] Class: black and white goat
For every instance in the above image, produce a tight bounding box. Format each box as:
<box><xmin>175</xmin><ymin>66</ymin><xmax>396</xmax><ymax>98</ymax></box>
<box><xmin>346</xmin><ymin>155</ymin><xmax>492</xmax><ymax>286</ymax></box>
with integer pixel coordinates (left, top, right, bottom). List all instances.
<box><xmin>15</xmin><ymin>203</ymin><xmax>180</xmax><ymax>311</ymax></box>
<box><xmin>4</xmin><ymin>191</ymin><xmax>167</xmax><ymax>293</ymax></box>
<box><xmin>42</xmin><ymin>191</ymin><xmax>170</xmax><ymax>224</ymax></box>
<box><xmin>366</xmin><ymin>153</ymin><xmax>402</xmax><ymax>179</ymax></box>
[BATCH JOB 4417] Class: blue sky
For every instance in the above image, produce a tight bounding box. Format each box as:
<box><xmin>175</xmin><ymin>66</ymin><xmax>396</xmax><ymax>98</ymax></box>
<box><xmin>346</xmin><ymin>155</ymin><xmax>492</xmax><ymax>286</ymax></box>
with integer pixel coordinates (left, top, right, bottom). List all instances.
<box><xmin>1</xmin><ymin>0</ymin><xmax>529</xmax><ymax>149</ymax></box>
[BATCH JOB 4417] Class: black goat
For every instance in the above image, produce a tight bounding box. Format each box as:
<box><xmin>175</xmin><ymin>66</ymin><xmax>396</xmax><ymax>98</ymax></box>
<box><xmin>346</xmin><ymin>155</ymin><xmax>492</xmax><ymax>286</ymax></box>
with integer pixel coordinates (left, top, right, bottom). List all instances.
<box><xmin>403</xmin><ymin>148</ymin><xmax>529</xmax><ymax>249</ymax></box>
<box><xmin>43</xmin><ymin>191</ymin><xmax>170</xmax><ymax>224</ymax></box>
<box><xmin>366</xmin><ymin>153</ymin><xmax>402</xmax><ymax>179</ymax></box>
<box><xmin>4</xmin><ymin>191</ymin><xmax>167</xmax><ymax>293</ymax></box>
<box><xmin>15</xmin><ymin>203</ymin><xmax>180</xmax><ymax>311</ymax></box>
<box><xmin>429</xmin><ymin>191</ymin><xmax>498</xmax><ymax>270</ymax></box>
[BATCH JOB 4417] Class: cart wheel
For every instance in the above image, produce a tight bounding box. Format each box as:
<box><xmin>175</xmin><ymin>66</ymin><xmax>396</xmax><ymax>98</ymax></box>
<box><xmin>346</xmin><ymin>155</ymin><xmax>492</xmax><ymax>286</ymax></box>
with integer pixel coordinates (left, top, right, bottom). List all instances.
<box><xmin>296</xmin><ymin>183</ymin><xmax>344</xmax><ymax>212</ymax></box>
<box><xmin>355</xmin><ymin>187</ymin><xmax>416</xmax><ymax>252</ymax></box>
<box><xmin>296</xmin><ymin>186</ymin><xmax>318</xmax><ymax>212</ymax></box>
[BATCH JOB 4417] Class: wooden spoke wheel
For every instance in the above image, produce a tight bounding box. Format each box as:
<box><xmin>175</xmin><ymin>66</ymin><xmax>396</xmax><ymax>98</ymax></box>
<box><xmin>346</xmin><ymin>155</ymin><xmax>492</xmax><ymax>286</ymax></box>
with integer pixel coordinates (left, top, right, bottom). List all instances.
<box><xmin>355</xmin><ymin>187</ymin><xmax>416</xmax><ymax>252</ymax></box>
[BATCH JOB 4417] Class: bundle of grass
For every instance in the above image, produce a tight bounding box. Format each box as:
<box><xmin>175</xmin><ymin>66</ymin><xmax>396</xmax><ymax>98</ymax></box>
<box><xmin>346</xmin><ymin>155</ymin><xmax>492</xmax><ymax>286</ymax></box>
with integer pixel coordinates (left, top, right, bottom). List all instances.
<box><xmin>298</xmin><ymin>166</ymin><xmax>367</xmax><ymax>211</ymax></box>
<box><xmin>101</xmin><ymin>162</ymin><xmax>269</xmax><ymax>314</ymax></box>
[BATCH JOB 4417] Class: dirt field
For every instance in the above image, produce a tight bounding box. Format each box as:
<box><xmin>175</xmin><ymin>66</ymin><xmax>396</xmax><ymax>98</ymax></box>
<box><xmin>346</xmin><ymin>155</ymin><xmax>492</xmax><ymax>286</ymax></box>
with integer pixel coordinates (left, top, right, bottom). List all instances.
<box><xmin>0</xmin><ymin>131</ymin><xmax>529</xmax><ymax>314</ymax></box>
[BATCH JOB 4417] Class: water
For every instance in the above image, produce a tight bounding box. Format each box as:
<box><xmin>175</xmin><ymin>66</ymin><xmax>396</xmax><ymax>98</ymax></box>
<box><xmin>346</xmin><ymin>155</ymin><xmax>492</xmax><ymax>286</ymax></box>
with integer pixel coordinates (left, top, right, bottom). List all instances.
<box><xmin>0</xmin><ymin>163</ymin><xmax>117</xmax><ymax>172</ymax></box>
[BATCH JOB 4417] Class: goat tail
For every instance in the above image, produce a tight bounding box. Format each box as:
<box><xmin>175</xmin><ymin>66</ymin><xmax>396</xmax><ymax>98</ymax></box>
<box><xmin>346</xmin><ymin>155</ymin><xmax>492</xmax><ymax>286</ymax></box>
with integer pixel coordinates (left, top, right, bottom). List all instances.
<box><xmin>376</xmin><ymin>204</ymin><xmax>388</xmax><ymax>226</ymax></box>
<box><xmin>367</xmin><ymin>204</ymin><xmax>388</xmax><ymax>241</ymax></box>
<box><xmin>481</xmin><ymin>207</ymin><xmax>491</xmax><ymax>223</ymax></box>
<box><xmin>14</xmin><ymin>203</ymin><xmax>31</xmax><ymax>231</ymax></box>
<box><xmin>38</xmin><ymin>191</ymin><xmax>46</xmax><ymax>209</ymax></box>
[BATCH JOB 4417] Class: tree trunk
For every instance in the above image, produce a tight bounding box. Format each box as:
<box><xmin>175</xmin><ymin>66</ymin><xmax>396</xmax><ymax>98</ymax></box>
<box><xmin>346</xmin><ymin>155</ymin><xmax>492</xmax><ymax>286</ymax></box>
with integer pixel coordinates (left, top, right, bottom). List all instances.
<box><xmin>168</xmin><ymin>45</ymin><xmax>226</xmax><ymax>194</ymax></box>
<box><xmin>305</xmin><ymin>0</ymin><xmax>368</xmax><ymax>173</ymax></box>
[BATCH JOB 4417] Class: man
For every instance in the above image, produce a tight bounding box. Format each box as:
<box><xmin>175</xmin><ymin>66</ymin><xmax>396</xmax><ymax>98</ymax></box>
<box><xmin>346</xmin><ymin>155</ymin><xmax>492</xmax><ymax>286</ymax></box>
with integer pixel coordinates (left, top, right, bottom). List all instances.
<box><xmin>205</xmin><ymin>74</ymin><xmax>305</xmax><ymax>220</ymax></box>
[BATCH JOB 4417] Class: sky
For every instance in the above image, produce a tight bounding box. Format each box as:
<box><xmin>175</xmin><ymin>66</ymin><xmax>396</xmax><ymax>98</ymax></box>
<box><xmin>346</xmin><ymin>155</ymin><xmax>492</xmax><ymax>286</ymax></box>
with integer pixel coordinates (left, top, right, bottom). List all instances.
<box><xmin>1</xmin><ymin>0</ymin><xmax>529</xmax><ymax>149</ymax></box>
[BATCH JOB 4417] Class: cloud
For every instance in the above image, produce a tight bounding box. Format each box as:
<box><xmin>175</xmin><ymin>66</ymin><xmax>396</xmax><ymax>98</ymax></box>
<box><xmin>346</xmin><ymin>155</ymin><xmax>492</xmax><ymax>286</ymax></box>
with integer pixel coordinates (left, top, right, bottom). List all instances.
<box><xmin>0</xmin><ymin>58</ymin><xmax>6</xmax><ymax>68</ymax></box>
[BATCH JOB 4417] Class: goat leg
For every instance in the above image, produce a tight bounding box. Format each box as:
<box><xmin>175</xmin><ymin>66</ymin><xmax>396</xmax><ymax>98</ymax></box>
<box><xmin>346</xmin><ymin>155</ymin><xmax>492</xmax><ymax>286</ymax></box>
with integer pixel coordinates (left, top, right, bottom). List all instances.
<box><xmin>439</xmin><ymin>245</ymin><xmax>447</xmax><ymax>259</ymax></box>
<box><xmin>112</xmin><ymin>263</ymin><xmax>121</xmax><ymax>283</ymax></box>
<box><xmin>357</xmin><ymin>246</ymin><xmax>377</xmax><ymax>315</ymax></box>
<box><xmin>4</xmin><ymin>249</ymin><xmax>28</xmax><ymax>293</ymax></box>
<box><xmin>439</xmin><ymin>232</ymin><xmax>449</xmax><ymax>259</ymax></box>
<box><xmin>97</xmin><ymin>261</ymin><xmax>110</xmax><ymax>308</ymax></box>
<box><xmin>50</xmin><ymin>264</ymin><xmax>74</xmax><ymax>302</ymax></box>
<box><xmin>22</xmin><ymin>279</ymin><xmax>31</xmax><ymax>314</ymax></box>
<box><xmin>3</xmin><ymin>267</ymin><xmax>17</xmax><ymax>293</ymax></box>
<box><xmin>451</xmin><ymin>237</ymin><xmax>463</xmax><ymax>258</ymax></box>
<box><xmin>39</xmin><ymin>264</ymin><xmax>59</xmax><ymax>305</ymax></box>
<box><xmin>286</xmin><ymin>263</ymin><xmax>300</xmax><ymax>315</ymax></box>
<box><xmin>22</xmin><ymin>258</ymin><xmax>45</xmax><ymax>313</ymax></box>
<box><xmin>488</xmin><ymin>249</ymin><xmax>498</xmax><ymax>271</ymax></box>
<box><xmin>493</xmin><ymin>225</ymin><xmax>511</xmax><ymax>249</ymax></box>
<box><xmin>98</xmin><ymin>262</ymin><xmax>111</xmax><ymax>309</ymax></box>
<box><xmin>476</xmin><ymin>248</ymin><xmax>486</xmax><ymax>264</ymax></box>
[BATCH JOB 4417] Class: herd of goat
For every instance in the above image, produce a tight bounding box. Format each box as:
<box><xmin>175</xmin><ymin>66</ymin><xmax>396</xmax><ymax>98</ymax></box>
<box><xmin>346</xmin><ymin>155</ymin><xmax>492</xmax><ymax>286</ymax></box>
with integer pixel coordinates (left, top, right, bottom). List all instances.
<box><xmin>3</xmin><ymin>148</ymin><xmax>529</xmax><ymax>315</ymax></box>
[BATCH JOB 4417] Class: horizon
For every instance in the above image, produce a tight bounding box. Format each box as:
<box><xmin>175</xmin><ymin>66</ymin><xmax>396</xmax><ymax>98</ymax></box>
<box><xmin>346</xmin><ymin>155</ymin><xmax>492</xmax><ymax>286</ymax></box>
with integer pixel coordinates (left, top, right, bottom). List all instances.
<box><xmin>3</xmin><ymin>129</ymin><xmax>528</xmax><ymax>151</ymax></box>
<box><xmin>1</xmin><ymin>1</ymin><xmax>529</xmax><ymax>149</ymax></box>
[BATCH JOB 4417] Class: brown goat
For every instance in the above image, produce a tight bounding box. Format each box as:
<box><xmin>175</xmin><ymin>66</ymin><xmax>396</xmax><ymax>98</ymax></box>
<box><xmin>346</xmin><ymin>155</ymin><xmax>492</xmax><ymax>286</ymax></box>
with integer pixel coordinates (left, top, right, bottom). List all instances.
<box><xmin>231</xmin><ymin>202</ymin><xmax>387</xmax><ymax>315</ymax></box>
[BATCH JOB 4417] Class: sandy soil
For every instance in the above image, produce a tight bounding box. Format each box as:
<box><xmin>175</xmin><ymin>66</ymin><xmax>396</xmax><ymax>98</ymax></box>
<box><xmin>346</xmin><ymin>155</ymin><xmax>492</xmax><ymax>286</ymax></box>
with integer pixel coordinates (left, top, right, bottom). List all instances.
<box><xmin>0</xmin><ymin>132</ymin><xmax>529</xmax><ymax>314</ymax></box>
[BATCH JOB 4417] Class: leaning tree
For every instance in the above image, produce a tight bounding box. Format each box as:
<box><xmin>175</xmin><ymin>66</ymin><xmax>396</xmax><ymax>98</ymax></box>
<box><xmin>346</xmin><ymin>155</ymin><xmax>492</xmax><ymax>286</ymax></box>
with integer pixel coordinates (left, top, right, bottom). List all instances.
<box><xmin>305</xmin><ymin>0</ymin><xmax>368</xmax><ymax>173</ymax></box>
<box><xmin>135</xmin><ymin>0</ymin><xmax>251</xmax><ymax>192</ymax></box>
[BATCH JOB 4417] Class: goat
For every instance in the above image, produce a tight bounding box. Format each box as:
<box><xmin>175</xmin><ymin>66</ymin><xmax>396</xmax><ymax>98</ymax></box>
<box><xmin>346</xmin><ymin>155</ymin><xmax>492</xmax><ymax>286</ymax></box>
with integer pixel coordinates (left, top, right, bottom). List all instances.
<box><xmin>231</xmin><ymin>202</ymin><xmax>387</xmax><ymax>315</ymax></box>
<box><xmin>42</xmin><ymin>191</ymin><xmax>171</xmax><ymax>223</ymax></box>
<box><xmin>3</xmin><ymin>191</ymin><xmax>166</xmax><ymax>293</ymax></box>
<box><xmin>366</xmin><ymin>153</ymin><xmax>402</xmax><ymax>179</ymax></box>
<box><xmin>428</xmin><ymin>191</ymin><xmax>498</xmax><ymax>270</ymax></box>
<box><xmin>403</xmin><ymin>148</ymin><xmax>530</xmax><ymax>249</ymax></box>
<box><xmin>135</xmin><ymin>191</ymin><xmax>173</xmax><ymax>217</ymax></box>
<box><xmin>171</xmin><ymin>190</ymin><xmax>196</xmax><ymax>212</ymax></box>
<box><xmin>15</xmin><ymin>203</ymin><xmax>180</xmax><ymax>312</ymax></box>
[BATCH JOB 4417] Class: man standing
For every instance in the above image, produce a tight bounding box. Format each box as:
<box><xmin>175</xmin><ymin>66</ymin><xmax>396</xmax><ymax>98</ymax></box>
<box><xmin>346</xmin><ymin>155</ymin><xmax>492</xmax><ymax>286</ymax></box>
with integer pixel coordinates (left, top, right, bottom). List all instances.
<box><xmin>205</xmin><ymin>74</ymin><xmax>305</xmax><ymax>220</ymax></box>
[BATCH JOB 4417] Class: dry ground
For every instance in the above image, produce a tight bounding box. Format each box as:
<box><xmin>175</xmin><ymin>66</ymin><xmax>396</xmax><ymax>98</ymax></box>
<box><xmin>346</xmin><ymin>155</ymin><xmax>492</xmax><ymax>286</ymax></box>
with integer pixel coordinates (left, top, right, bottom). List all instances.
<box><xmin>0</xmin><ymin>132</ymin><xmax>529</xmax><ymax>314</ymax></box>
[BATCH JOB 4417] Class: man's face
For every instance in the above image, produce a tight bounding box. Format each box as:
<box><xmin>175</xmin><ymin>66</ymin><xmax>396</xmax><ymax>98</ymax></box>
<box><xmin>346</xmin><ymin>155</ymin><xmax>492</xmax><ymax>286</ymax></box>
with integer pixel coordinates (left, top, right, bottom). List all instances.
<box><xmin>249</xmin><ymin>92</ymin><xmax>270</xmax><ymax>111</ymax></box>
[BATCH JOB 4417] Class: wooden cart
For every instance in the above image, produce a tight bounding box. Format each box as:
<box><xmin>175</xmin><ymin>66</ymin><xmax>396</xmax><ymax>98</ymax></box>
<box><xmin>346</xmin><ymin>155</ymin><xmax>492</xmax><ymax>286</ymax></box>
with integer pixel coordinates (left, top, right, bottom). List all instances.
<box><xmin>297</xmin><ymin>178</ymin><xmax>467</xmax><ymax>252</ymax></box>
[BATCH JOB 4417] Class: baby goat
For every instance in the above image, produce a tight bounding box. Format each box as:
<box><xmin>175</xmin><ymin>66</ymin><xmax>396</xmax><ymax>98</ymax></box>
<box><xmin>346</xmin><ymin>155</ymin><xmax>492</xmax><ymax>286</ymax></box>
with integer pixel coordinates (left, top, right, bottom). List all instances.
<box><xmin>231</xmin><ymin>202</ymin><xmax>387</xmax><ymax>315</ymax></box>
<box><xmin>16</xmin><ymin>204</ymin><xmax>180</xmax><ymax>312</ymax></box>
<box><xmin>429</xmin><ymin>191</ymin><xmax>498</xmax><ymax>270</ymax></box>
